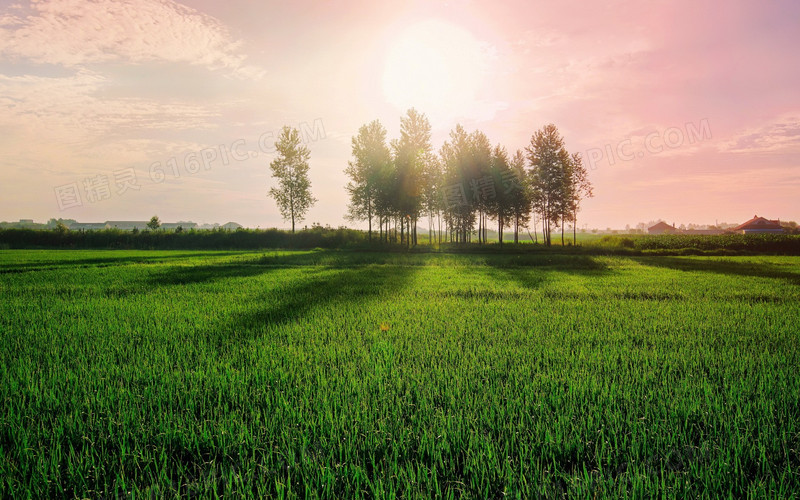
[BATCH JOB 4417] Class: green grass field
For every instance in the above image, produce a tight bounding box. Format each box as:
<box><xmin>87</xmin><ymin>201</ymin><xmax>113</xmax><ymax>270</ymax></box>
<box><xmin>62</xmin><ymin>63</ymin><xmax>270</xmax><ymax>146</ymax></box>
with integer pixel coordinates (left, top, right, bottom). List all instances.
<box><xmin>1</xmin><ymin>249</ymin><xmax>799</xmax><ymax>498</ymax></box>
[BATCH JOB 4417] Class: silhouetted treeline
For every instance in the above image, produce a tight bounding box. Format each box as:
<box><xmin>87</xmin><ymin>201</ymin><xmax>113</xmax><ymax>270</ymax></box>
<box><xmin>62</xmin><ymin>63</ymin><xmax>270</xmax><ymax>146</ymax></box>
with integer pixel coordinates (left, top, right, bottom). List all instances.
<box><xmin>3</xmin><ymin>227</ymin><xmax>798</xmax><ymax>254</ymax></box>
<box><xmin>345</xmin><ymin>110</ymin><xmax>592</xmax><ymax>247</ymax></box>
<box><xmin>0</xmin><ymin>226</ymin><xmax>365</xmax><ymax>250</ymax></box>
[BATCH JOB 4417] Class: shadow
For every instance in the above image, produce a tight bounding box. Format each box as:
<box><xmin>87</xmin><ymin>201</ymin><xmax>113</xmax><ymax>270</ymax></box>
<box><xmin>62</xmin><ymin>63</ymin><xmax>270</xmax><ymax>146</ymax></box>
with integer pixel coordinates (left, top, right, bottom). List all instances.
<box><xmin>217</xmin><ymin>265</ymin><xmax>414</xmax><ymax>345</ymax></box>
<box><xmin>146</xmin><ymin>250</ymin><xmax>418</xmax><ymax>348</ymax></box>
<box><xmin>145</xmin><ymin>250</ymin><xmax>364</xmax><ymax>288</ymax></box>
<box><xmin>0</xmin><ymin>251</ymin><xmax>248</xmax><ymax>274</ymax></box>
<box><xmin>483</xmin><ymin>253</ymin><xmax>611</xmax><ymax>292</ymax></box>
<box><xmin>634</xmin><ymin>255</ymin><xmax>800</xmax><ymax>286</ymax></box>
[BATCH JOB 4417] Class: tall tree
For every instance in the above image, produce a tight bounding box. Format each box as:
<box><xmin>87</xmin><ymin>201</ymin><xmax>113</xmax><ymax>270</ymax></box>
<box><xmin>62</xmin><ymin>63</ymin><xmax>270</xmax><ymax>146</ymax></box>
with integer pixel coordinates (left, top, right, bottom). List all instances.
<box><xmin>527</xmin><ymin>124</ymin><xmax>571</xmax><ymax>246</ymax></box>
<box><xmin>393</xmin><ymin>108</ymin><xmax>432</xmax><ymax>246</ymax></box>
<box><xmin>488</xmin><ymin>145</ymin><xmax>516</xmax><ymax>245</ymax></box>
<box><xmin>268</xmin><ymin>126</ymin><xmax>317</xmax><ymax>233</ymax></box>
<box><xmin>509</xmin><ymin>149</ymin><xmax>532</xmax><ymax>243</ymax></box>
<box><xmin>470</xmin><ymin>130</ymin><xmax>493</xmax><ymax>244</ymax></box>
<box><xmin>420</xmin><ymin>152</ymin><xmax>443</xmax><ymax>245</ymax></box>
<box><xmin>440</xmin><ymin>124</ymin><xmax>476</xmax><ymax>243</ymax></box>
<box><xmin>567</xmin><ymin>152</ymin><xmax>593</xmax><ymax>244</ymax></box>
<box><xmin>345</xmin><ymin>120</ymin><xmax>391</xmax><ymax>242</ymax></box>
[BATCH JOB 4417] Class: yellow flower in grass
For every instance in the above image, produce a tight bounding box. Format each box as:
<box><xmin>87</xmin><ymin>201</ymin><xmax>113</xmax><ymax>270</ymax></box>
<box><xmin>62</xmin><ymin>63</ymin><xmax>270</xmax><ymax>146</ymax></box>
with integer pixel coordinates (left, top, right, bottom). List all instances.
<box><xmin>380</xmin><ymin>323</ymin><xmax>390</xmax><ymax>332</ymax></box>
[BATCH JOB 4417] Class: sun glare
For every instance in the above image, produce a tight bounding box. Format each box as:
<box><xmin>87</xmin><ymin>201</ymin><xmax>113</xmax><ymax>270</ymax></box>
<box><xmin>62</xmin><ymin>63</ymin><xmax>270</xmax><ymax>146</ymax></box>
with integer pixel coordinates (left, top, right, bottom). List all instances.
<box><xmin>382</xmin><ymin>20</ymin><xmax>488</xmax><ymax>120</ymax></box>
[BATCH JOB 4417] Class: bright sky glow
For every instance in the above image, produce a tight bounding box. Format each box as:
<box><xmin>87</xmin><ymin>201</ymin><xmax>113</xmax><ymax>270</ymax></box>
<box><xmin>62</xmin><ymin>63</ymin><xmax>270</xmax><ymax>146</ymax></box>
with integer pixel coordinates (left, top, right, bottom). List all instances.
<box><xmin>382</xmin><ymin>20</ymin><xmax>489</xmax><ymax>124</ymax></box>
<box><xmin>0</xmin><ymin>0</ymin><xmax>798</xmax><ymax>228</ymax></box>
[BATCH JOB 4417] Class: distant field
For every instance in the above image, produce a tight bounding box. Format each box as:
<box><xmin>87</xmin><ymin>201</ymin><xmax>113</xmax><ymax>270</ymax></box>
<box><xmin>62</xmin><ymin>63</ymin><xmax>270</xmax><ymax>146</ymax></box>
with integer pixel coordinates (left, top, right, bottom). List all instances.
<box><xmin>1</xmin><ymin>250</ymin><xmax>799</xmax><ymax>497</ymax></box>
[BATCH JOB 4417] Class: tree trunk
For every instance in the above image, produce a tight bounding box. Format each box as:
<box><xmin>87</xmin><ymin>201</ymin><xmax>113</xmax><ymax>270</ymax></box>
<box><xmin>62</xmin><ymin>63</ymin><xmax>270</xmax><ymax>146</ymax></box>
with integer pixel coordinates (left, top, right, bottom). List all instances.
<box><xmin>498</xmin><ymin>218</ymin><xmax>503</xmax><ymax>246</ymax></box>
<box><xmin>514</xmin><ymin>216</ymin><xmax>519</xmax><ymax>244</ymax></box>
<box><xmin>573</xmin><ymin>213</ymin><xmax>577</xmax><ymax>245</ymax></box>
<box><xmin>478</xmin><ymin>210</ymin><xmax>482</xmax><ymax>244</ymax></box>
<box><xmin>437</xmin><ymin>210</ymin><xmax>442</xmax><ymax>245</ymax></box>
<box><xmin>290</xmin><ymin>191</ymin><xmax>295</xmax><ymax>234</ymax></box>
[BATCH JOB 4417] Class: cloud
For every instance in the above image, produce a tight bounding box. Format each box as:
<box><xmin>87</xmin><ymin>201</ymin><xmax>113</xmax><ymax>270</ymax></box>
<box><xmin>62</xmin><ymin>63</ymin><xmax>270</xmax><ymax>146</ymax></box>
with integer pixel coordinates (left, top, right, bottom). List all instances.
<box><xmin>0</xmin><ymin>70</ymin><xmax>220</xmax><ymax>146</ymax></box>
<box><xmin>0</xmin><ymin>0</ymin><xmax>263</xmax><ymax>78</ymax></box>
<box><xmin>720</xmin><ymin>114</ymin><xmax>800</xmax><ymax>153</ymax></box>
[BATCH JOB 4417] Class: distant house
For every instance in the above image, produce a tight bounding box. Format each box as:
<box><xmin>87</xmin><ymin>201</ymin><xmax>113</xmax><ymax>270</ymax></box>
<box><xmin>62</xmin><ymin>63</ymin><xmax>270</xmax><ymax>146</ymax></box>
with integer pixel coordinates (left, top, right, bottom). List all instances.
<box><xmin>731</xmin><ymin>215</ymin><xmax>784</xmax><ymax>234</ymax></box>
<box><xmin>161</xmin><ymin>222</ymin><xmax>198</xmax><ymax>231</ymax></box>
<box><xmin>221</xmin><ymin>222</ymin><xmax>243</xmax><ymax>230</ymax></box>
<box><xmin>648</xmin><ymin>221</ymin><xmax>679</xmax><ymax>235</ymax></box>
<box><xmin>106</xmin><ymin>221</ymin><xmax>149</xmax><ymax>231</ymax></box>
<box><xmin>69</xmin><ymin>222</ymin><xmax>107</xmax><ymax>231</ymax></box>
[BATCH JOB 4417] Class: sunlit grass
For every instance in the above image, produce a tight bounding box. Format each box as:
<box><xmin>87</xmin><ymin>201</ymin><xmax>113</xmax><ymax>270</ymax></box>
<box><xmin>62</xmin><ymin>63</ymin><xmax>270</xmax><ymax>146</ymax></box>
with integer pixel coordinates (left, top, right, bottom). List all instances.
<box><xmin>1</xmin><ymin>250</ymin><xmax>798</xmax><ymax>497</ymax></box>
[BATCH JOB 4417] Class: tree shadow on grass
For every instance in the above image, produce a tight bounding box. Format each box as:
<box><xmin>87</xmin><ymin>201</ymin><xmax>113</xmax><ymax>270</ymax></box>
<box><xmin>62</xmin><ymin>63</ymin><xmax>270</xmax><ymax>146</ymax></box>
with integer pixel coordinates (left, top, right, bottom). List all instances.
<box><xmin>144</xmin><ymin>250</ymin><xmax>366</xmax><ymax>288</ymax></box>
<box><xmin>147</xmin><ymin>250</ymin><xmax>419</xmax><ymax>347</ymax></box>
<box><xmin>215</xmin><ymin>265</ymin><xmax>414</xmax><ymax>346</ymax></box>
<box><xmin>483</xmin><ymin>253</ymin><xmax>611</xmax><ymax>291</ymax></box>
<box><xmin>0</xmin><ymin>251</ymin><xmax>248</xmax><ymax>274</ymax></box>
<box><xmin>634</xmin><ymin>256</ymin><xmax>800</xmax><ymax>286</ymax></box>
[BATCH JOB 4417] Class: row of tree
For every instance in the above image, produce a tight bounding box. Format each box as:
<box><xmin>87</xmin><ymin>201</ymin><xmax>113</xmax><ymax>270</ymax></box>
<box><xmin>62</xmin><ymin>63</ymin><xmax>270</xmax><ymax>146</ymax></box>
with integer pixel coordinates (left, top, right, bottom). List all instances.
<box><xmin>344</xmin><ymin>109</ymin><xmax>592</xmax><ymax>246</ymax></box>
<box><xmin>266</xmin><ymin>110</ymin><xmax>593</xmax><ymax>245</ymax></box>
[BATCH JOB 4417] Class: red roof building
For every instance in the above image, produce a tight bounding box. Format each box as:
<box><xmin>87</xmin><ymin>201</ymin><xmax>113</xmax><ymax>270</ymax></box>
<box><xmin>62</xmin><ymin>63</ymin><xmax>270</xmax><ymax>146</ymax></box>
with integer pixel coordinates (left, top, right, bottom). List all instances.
<box><xmin>647</xmin><ymin>221</ymin><xmax>679</xmax><ymax>235</ymax></box>
<box><xmin>731</xmin><ymin>215</ymin><xmax>784</xmax><ymax>234</ymax></box>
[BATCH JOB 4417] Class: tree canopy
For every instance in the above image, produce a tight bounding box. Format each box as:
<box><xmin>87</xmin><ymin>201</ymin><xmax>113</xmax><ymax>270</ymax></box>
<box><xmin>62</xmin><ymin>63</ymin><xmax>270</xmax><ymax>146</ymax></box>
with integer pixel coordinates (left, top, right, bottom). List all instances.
<box><xmin>344</xmin><ymin>115</ymin><xmax>592</xmax><ymax>246</ymax></box>
<box><xmin>268</xmin><ymin>126</ymin><xmax>317</xmax><ymax>233</ymax></box>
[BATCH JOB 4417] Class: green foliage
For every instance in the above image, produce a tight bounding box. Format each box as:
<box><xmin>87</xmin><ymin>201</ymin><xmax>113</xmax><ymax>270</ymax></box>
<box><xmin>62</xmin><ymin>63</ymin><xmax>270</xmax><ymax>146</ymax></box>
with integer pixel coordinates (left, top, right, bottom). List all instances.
<box><xmin>598</xmin><ymin>235</ymin><xmax>636</xmax><ymax>249</ymax></box>
<box><xmin>1</xmin><ymin>250</ymin><xmax>799</xmax><ymax>497</ymax></box>
<box><xmin>269</xmin><ymin>126</ymin><xmax>317</xmax><ymax>233</ymax></box>
<box><xmin>345</xmin><ymin>120</ymin><xmax>392</xmax><ymax>240</ymax></box>
<box><xmin>147</xmin><ymin>215</ymin><xmax>161</xmax><ymax>231</ymax></box>
<box><xmin>631</xmin><ymin>233</ymin><xmax>800</xmax><ymax>253</ymax></box>
<box><xmin>527</xmin><ymin>124</ymin><xmax>591</xmax><ymax>246</ymax></box>
<box><xmin>0</xmin><ymin>226</ymin><xmax>367</xmax><ymax>250</ymax></box>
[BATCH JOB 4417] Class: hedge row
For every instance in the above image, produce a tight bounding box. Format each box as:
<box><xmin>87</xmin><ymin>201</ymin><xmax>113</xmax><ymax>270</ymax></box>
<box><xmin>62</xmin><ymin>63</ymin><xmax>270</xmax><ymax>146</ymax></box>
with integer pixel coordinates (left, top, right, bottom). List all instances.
<box><xmin>0</xmin><ymin>227</ymin><xmax>366</xmax><ymax>250</ymax></box>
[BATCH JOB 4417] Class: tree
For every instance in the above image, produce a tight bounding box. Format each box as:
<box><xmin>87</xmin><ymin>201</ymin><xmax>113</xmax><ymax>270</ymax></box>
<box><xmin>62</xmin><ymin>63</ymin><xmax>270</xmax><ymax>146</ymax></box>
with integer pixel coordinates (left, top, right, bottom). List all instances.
<box><xmin>440</xmin><ymin>124</ymin><xmax>476</xmax><ymax>243</ymax></box>
<box><xmin>268</xmin><ymin>126</ymin><xmax>317</xmax><ymax>233</ymax></box>
<box><xmin>470</xmin><ymin>130</ymin><xmax>493</xmax><ymax>244</ymax></box>
<box><xmin>509</xmin><ymin>149</ymin><xmax>532</xmax><ymax>243</ymax></box>
<box><xmin>488</xmin><ymin>145</ymin><xmax>517</xmax><ymax>245</ymax></box>
<box><xmin>566</xmin><ymin>152</ymin><xmax>593</xmax><ymax>245</ymax></box>
<box><xmin>420</xmin><ymin>152</ymin><xmax>443</xmax><ymax>245</ymax></box>
<box><xmin>147</xmin><ymin>215</ymin><xmax>161</xmax><ymax>231</ymax></box>
<box><xmin>393</xmin><ymin>109</ymin><xmax>432</xmax><ymax>246</ymax></box>
<box><xmin>526</xmin><ymin>124</ymin><xmax>572</xmax><ymax>246</ymax></box>
<box><xmin>345</xmin><ymin>120</ymin><xmax>391</xmax><ymax>242</ymax></box>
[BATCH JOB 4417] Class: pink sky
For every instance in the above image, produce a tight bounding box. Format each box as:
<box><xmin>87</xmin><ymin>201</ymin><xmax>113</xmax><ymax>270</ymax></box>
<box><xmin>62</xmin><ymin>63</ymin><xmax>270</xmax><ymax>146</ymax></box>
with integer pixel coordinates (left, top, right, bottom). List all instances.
<box><xmin>1</xmin><ymin>0</ymin><xmax>798</xmax><ymax>228</ymax></box>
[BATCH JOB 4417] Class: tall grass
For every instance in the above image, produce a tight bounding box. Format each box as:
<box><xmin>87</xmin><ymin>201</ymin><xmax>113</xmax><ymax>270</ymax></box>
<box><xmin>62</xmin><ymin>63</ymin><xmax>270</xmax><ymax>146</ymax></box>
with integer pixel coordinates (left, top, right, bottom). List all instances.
<box><xmin>1</xmin><ymin>250</ymin><xmax>798</xmax><ymax>497</ymax></box>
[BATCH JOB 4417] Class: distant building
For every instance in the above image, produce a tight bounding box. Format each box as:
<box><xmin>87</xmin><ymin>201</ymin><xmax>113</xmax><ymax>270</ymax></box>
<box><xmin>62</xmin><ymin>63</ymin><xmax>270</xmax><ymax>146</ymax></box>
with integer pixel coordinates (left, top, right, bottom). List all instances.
<box><xmin>161</xmin><ymin>222</ymin><xmax>198</xmax><ymax>230</ymax></box>
<box><xmin>8</xmin><ymin>219</ymin><xmax>237</xmax><ymax>232</ymax></box>
<box><xmin>69</xmin><ymin>222</ymin><xmax>107</xmax><ymax>231</ymax></box>
<box><xmin>731</xmin><ymin>215</ymin><xmax>784</xmax><ymax>234</ymax></box>
<box><xmin>648</xmin><ymin>221</ymin><xmax>679</xmax><ymax>235</ymax></box>
<box><xmin>106</xmin><ymin>221</ymin><xmax>149</xmax><ymax>231</ymax></box>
